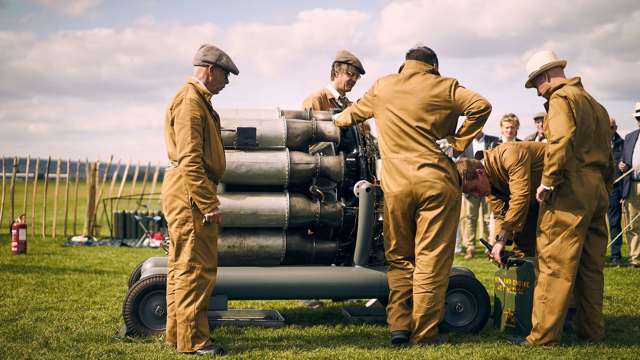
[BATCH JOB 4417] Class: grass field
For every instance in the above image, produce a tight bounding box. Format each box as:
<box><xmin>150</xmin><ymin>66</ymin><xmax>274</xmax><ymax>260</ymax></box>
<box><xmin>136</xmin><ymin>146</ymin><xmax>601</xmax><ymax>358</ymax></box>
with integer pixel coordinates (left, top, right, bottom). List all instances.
<box><xmin>1</xmin><ymin>232</ymin><xmax>639</xmax><ymax>360</ymax></box>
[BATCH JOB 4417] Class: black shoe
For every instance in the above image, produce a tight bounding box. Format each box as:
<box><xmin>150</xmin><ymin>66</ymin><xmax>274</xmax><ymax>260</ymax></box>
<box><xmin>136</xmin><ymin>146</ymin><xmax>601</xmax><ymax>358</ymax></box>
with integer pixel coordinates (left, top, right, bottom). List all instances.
<box><xmin>194</xmin><ymin>344</ymin><xmax>226</xmax><ymax>356</ymax></box>
<box><xmin>507</xmin><ymin>336</ymin><xmax>531</xmax><ymax>346</ymax></box>
<box><xmin>390</xmin><ymin>330</ymin><xmax>410</xmax><ymax>346</ymax></box>
<box><xmin>610</xmin><ymin>257</ymin><xmax>623</xmax><ymax>267</ymax></box>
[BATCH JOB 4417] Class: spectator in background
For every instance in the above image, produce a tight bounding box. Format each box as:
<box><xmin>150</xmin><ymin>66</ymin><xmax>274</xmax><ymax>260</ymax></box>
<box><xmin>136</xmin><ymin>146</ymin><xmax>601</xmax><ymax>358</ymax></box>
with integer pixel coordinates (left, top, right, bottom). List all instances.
<box><xmin>608</xmin><ymin>118</ymin><xmax>624</xmax><ymax>266</ymax></box>
<box><xmin>620</xmin><ymin>102</ymin><xmax>640</xmax><ymax>268</ymax></box>
<box><xmin>525</xmin><ymin>112</ymin><xmax>547</xmax><ymax>142</ymax></box>
<box><xmin>498</xmin><ymin>113</ymin><xmax>521</xmax><ymax>143</ymax></box>
<box><xmin>459</xmin><ymin>131</ymin><xmax>500</xmax><ymax>259</ymax></box>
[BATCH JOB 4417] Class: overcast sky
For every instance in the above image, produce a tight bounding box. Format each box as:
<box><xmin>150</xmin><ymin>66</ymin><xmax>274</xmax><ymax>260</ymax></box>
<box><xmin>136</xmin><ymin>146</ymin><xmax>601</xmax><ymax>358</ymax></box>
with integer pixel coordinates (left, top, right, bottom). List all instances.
<box><xmin>1</xmin><ymin>0</ymin><xmax>639</xmax><ymax>163</ymax></box>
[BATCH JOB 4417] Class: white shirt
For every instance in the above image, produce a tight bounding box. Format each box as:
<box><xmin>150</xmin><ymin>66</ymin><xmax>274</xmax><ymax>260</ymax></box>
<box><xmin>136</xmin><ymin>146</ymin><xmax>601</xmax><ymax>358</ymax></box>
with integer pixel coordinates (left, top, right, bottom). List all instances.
<box><xmin>472</xmin><ymin>136</ymin><xmax>486</xmax><ymax>155</ymax></box>
<box><xmin>633</xmin><ymin>135</ymin><xmax>640</xmax><ymax>180</ymax></box>
<box><xmin>325</xmin><ymin>83</ymin><xmax>349</xmax><ymax>109</ymax></box>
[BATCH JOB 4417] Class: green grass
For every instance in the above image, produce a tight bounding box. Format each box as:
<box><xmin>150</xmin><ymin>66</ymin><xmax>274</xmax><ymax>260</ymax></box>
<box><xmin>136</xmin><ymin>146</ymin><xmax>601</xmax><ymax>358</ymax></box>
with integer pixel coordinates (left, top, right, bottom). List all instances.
<box><xmin>1</xmin><ymin>181</ymin><xmax>639</xmax><ymax>359</ymax></box>
<box><xmin>1</xmin><ymin>234</ymin><xmax>639</xmax><ymax>360</ymax></box>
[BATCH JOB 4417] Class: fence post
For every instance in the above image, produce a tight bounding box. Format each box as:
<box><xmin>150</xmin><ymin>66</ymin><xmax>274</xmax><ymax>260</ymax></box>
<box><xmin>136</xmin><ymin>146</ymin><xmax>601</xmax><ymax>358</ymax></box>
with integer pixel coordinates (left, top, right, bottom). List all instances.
<box><xmin>63</xmin><ymin>159</ymin><xmax>71</xmax><ymax>238</ymax></box>
<box><xmin>9</xmin><ymin>156</ymin><xmax>18</xmax><ymax>223</ymax></box>
<box><xmin>150</xmin><ymin>164</ymin><xmax>160</xmax><ymax>195</ymax></box>
<box><xmin>94</xmin><ymin>156</ymin><xmax>113</xmax><ymax>236</ymax></box>
<box><xmin>0</xmin><ymin>156</ymin><xmax>5</xmax><ymax>228</ymax></box>
<box><xmin>129</xmin><ymin>161</ymin><xmax>140</xmax><ymax>197</ymax></box>
<box><xmin>83</xmin><ymin>162</ymin><xmax>97</xmax><ymax>238</ymax></box>
<box><xmin>23</xmin><ymin>155</ymin><xmax>30</xmax><ymax>216</ymax></box>
<box><xmin>114</xmin><ymin>160</ymin><xmax>131</xmax><ymax>211</ymax></box>
<box><xmin>31</xmin><ymin>158</ymin><xmax>40</xmax><ymax>229</ymax></box>
<box><xmin>42</xmin><ymin>156</ymin><xmax>51</xmax><ymax>240</ymax></box>
<box><xmin>52</xmin><ymin>159</ymin><xmax>61</xmax><ymax>238</ymax></box>
<box><xmin>72</xmin><ymin>159</ymin><xmax>81</xmax><ymax>235</ymax></box>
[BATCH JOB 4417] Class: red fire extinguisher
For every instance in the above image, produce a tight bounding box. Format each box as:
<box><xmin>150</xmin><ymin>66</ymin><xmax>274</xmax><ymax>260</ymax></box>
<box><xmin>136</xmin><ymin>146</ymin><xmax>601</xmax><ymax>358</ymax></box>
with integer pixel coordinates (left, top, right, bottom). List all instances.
<box><xmin>11</xmin><ymin>214</ymin><xmax>27</xmax><ymax>255</ymax></box>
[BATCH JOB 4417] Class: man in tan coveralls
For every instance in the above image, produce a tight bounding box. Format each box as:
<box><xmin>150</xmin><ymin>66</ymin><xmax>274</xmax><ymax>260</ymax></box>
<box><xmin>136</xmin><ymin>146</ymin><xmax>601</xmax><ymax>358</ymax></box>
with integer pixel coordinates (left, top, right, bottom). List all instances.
<box><xmin>303</xmin><ymin>50</ymin><xmax>365</xmax><ymax>112</ymax></box>
<box><xmin>456</xmin><ymin>141</ymin><xmax>546</xmax><ymax>261</ymax></box>
<box><xmin>335</xmin><ymin>46</ymin><xmax>491</xmax><ymax>345</ymax></box>
<box><xmin>162</xmin><ymin>44</ymin><xmax>238</xmax><ymax>356</ymax></box>
<box><xmin>523</xmin><ymin>50</ymin><xmax>613</xmax><ymax>345</ymax></box>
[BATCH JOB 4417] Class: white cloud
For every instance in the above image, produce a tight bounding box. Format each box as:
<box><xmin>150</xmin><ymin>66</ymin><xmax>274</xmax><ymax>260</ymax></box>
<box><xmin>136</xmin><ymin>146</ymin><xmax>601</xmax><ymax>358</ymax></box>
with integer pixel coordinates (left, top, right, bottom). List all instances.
<box><xmin>0</xmin><ymin>3</ymin><xmax>639</xmax><ymax>162</ymax></box>
<box><xmin>33</xmin><ymin>0</ymin><xmax>102</xmax><ymax>17</ymax></box>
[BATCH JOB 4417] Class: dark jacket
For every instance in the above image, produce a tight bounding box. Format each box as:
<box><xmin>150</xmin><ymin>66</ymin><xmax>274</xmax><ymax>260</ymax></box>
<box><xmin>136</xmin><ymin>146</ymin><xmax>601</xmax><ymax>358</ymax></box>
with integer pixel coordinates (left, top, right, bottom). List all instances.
<box><xmin>622</xmin><ymin>129</ymin><xmax>639</xmax><ymax>199</ymax></box>
<box><xmin>461</xmin><ymin>134</ymin><xmax>500</xmax><ymax>158</ymax></box>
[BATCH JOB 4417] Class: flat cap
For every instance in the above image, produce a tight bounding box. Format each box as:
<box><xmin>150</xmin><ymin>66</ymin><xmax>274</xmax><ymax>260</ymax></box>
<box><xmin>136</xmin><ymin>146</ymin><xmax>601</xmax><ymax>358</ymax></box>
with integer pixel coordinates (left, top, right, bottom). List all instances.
<box><xmin>334</xmin><ymin>50</ymin><xmax>365</xmax><ymax>75</ymax></box>
<box><xmin>533</xmin><ymin>112</ymin><xmax>546</xmax><ymax>121</ymax></box>
<box><xmin>193</xmin><ymin>44</ymin><xmax>239</xmax><ymax>75</ymax></box>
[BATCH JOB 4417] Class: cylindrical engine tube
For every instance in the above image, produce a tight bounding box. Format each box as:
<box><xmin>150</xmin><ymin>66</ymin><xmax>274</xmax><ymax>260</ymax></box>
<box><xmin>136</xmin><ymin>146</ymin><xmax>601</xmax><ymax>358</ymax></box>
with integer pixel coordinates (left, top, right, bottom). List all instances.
<box><xmin>221</xmin><ymin>150</ymin><xmax>344</xmax><ymax>186</ymax></box>
<box><xmin>218</xmin><ymin>192</ymin><xmax>343</xmax><ymax>229</ymax></box>
<box><xmin>221</xmin><ymin>119</ymin><xmax>339</xmax><ymax>150</ymax></box>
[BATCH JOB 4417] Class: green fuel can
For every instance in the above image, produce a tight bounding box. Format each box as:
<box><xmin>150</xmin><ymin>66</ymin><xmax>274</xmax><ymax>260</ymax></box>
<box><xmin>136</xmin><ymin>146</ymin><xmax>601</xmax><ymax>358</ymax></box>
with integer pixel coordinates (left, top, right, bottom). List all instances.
<box><xmin>493</xmin><ymin>257</ymin><xmax>536</xmax><ymax>336</ymax></box>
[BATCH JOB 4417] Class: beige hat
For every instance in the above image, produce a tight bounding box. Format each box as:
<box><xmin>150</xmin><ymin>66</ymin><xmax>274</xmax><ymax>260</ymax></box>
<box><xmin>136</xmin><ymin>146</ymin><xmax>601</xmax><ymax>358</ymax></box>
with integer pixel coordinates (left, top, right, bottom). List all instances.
<box><xmin>334</xmin><ymin>50</ymin><xmax>365</xmax><ymax>75</ymax></box>
<box><xmin>524</xmin><ymin>50</ymin><xmax>566</xmax><ymax>88</ymax></box>
<box><xmin>633</xmin><ymin>102</ymin><xmax>640</xmax><ymax>118</ymax></box>
<box><xmin>533</xmin><ymin>112</ymin><xmax>546</xmax><ymax>121</ymax></box>
<box><xmin>193</xmin><ymin>44</ymin><xmax>239</xmax><ymax>75</ymax></box>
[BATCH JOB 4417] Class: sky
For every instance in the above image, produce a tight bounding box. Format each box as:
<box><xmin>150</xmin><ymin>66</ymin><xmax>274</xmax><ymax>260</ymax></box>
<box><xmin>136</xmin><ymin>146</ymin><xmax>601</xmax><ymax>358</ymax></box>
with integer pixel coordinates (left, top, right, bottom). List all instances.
<box><xmin>0</xmin><ymin>0</ymin><xmax>639</xmax><ymax>163</ymax></box>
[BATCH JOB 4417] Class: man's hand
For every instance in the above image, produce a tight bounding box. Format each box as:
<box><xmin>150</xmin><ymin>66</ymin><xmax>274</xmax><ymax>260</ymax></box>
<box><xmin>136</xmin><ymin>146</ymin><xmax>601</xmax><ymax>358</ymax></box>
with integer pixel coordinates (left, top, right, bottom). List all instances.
<box><xmin>489</xmin><ymin>240</ymin><xmax>506</xmax><ymax>266</ymax></box>
<box><xmin>536</xmin><ymin>185</ymin><xmax>551</xmax><ymax>203</ymax></box>
<box><xmin>436</xmin><ymin>138</ymin><xmax>455</xmax><ymax>157</ymax></box>
<box><xmin>619</xmin><ymin>161</ymin><xmax>629</xmax><ymax>173</ymax></box>
<box><xmin>203</xmin><ymin>207</ymin><xmax>223</xmax><ymax>224</ymax></box>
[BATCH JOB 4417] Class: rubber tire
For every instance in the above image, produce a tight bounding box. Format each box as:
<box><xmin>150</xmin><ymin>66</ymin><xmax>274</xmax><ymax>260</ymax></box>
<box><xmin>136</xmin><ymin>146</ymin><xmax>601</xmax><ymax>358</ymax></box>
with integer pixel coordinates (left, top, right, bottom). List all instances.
<box><xmin>122</xmin><ymin>274</ymin><xmax>167</xmax><ymax>336</ymax></box>
<box><xmin>127</xmin><ymin>260</ymin><xmax>146</xmax><ymax>289</ymax></box>
<box><xmin>440</xmin><ymin>274</ymin><xmax>491</xmax><ymax>334</ymax></box>
<box><xmin>450</xmin><ymin>266</ymin><xmax>476</xmax><ymax>278</ymax></box>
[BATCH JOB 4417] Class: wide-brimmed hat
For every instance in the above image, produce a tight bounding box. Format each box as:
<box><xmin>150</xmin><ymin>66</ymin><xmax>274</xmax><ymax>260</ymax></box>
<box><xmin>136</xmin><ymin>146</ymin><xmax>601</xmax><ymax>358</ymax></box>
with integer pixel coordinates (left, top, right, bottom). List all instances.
<box><xmin>524</xmin><ymin>50</ymin><xmax>566</xmax><ymax>88</ymax></box>
<box><xmin>633</xmin><ymin>102</ymin><xmax>640</xmax><ymax>118</ymax></box>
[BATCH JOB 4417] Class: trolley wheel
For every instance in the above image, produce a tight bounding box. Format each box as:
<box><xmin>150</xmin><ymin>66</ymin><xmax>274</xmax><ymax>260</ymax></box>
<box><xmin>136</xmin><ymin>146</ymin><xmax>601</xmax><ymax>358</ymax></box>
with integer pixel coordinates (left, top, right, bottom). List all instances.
<box><xmin>450</xmin><ymin>265</ymin><xmax>476</xmax><ymax>278</ymax></box>
<box><xmin>122</xmin><ymin>274</ymin><xmax>167</xmax><ymax>336</ymax></box>
<box><xmin>127</xmin><ymin>260</ymin><xmax>146</xmax><ymax>289</ymax></box>
<box><xmin>440</xmin><ymin>273</ymin><xmax>491</xmax><ymax>334</ymax></box>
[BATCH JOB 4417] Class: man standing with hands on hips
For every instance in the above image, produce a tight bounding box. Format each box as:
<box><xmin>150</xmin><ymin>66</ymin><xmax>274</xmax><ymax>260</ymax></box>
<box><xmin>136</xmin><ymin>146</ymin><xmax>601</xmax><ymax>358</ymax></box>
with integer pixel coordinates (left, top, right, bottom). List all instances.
<box><xmin>162</xmin><ymin>44</ymin><xmax>238</xmax><ymax>356</ymax></box>
<box><xmin>334</xmin><ymin>45</ymin><xmax>491</xmax><ymax>346</ymax></box>
<box><xmin>523</xmin><ymin>50</ymin><xmax>613</xmax><ymax>346</ymax></box>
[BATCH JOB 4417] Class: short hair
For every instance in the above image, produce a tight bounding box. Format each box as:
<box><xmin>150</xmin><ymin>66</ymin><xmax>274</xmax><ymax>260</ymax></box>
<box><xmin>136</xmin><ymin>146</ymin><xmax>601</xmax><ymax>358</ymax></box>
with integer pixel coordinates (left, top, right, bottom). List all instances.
<box><xmin>455</xmin><ymin>158</ymin><xmax>484</xmax><ymax>183</ymax></box>
<box><xmin>330</xmin><ymin>62</ymin><xmax>360</xmax><ymax>81</ymax></box>
<box><xmin>500</xmin><ymin>113</ymin><xmax>520</xmax><ymax>128</ymax></box>
<box><xmin>405</xmin><ymin>46</ymin><xmax>438</xmax><ymax>68</ymax></box>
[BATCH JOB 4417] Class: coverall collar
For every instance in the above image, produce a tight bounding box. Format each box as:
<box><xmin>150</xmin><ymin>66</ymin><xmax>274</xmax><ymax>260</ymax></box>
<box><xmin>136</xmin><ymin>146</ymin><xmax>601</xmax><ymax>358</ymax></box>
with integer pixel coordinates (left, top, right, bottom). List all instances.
<box><xmin>542</xmin><ymin>76</ymin><xmax>582</xmax><ymax>99</ymax></box>
<box><xmin>399</xmin><ymin>60</ymin><xmax>440</xmax><ymax>76</ymax></box>
<box><xmin>188</xmin><ymin>77</ymin><xmax>214</xmax><ymax>101</ymax></box>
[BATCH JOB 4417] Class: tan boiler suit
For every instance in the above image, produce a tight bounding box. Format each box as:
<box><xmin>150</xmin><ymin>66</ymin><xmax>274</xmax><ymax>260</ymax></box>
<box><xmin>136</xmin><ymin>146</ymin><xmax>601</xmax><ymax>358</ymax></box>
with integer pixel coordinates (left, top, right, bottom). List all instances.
<box><xmin>162</xmin><ymin>78</ymin><xmax>226</xmax><ymax>353</ymax></box>
<box><xmin>483</xmin><ymin>142</ymin><xmax>546</xmax><ymax>255</ymax></box>
<box><xmin>527</xmin><ymin>77</ymin><xmax>613</xmax><ymax>345</ymax></box>
<box><xmin>303</xmin><ymin>87</ymin><xmax>351</xmax><ymax>111</ymax></box>
<box><xmin>336</xmin><ymin>60</ymin><xmax>491</xmax><ymax>343</ymax></box>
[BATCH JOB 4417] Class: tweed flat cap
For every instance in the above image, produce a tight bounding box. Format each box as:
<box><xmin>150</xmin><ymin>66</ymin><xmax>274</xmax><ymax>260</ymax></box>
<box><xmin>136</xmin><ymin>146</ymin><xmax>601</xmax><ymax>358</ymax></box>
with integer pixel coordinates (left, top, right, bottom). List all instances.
<box><xmin>334</xmin><ymin>50</ymin><xmax>365</xmax><ymax>75</ymax></box>
<box><xmin>193</xmin><ymin>44</ymin><xmax>239</xmax><ymax>75</ymax></box>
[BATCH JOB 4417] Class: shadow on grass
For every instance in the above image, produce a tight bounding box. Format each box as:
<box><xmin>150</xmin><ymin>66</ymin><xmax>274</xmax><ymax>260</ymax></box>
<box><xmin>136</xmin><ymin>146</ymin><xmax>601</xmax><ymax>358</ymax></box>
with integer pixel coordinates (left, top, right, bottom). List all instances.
<box><xmin>0</xmin><ymin>263</ymin><xmax>117</xmax><ymax>276</ymax></box>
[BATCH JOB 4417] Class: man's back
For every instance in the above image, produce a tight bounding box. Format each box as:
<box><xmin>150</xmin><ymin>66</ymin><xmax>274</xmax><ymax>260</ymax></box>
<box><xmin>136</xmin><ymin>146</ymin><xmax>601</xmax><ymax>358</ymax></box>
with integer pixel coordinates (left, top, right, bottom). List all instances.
<box><xmin>544</xmin><ymin>78</ymin><xmax>612</xmax><ymax>187</ymax></box>
<box><xmin>338</xmin><ymin>60</ymin><xmax>491</xmax><ymax>191</ymax></box>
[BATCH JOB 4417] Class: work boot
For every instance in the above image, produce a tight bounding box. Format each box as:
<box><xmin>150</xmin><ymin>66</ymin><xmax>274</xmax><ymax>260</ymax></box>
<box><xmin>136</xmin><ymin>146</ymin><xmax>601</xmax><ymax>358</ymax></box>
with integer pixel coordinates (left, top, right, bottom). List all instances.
<box><xmin>507</xmin><ymin>336</ymin><xmax>532</xmax><ymax>346</ymax></box>
<box><xmin>194</xmin><ymin>344</ymin><xmax>226</xmax><ymax>356</ymax></box>
<box><xmin>390</xmin><ymin>330</ymin><xmax>410</xmax><ymax>346</ymax></box>
<box><xmin>413</xmin><ymin>334</ymin><xmax>449</xmax><ymax>346</ymax></box>
<box><xmin>464</xmin><ymin>248</ymin><xmax>475</xmax><ymax>260</ymax></box>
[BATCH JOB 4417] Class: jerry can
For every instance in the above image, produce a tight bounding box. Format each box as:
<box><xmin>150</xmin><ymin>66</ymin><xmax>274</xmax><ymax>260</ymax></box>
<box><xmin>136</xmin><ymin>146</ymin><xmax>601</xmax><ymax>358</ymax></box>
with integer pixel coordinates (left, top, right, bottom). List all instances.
<box><xmin>493</xmin><ymin>257</ymin><xmax>535</xmax><ymax>336</ymax></box>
